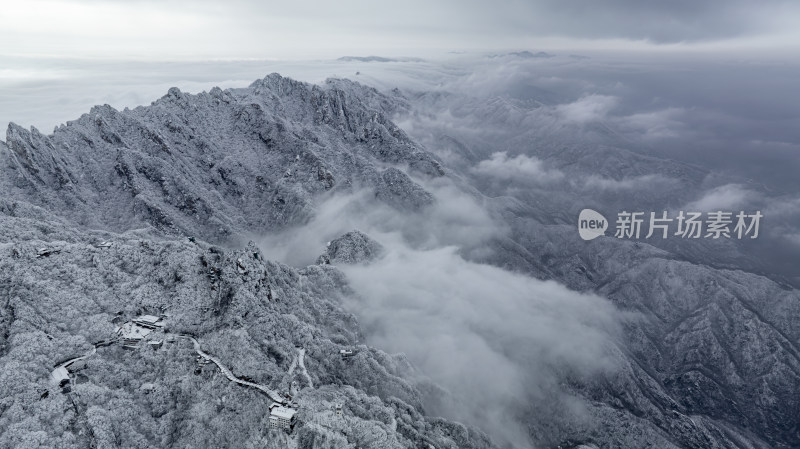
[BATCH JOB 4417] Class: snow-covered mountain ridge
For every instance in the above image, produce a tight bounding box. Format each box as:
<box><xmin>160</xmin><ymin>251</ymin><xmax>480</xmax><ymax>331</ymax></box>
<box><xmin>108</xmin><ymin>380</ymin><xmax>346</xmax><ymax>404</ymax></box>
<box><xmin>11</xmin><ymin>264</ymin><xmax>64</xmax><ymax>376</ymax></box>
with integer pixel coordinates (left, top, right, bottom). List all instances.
<box><xmin>1</xmin><ymin>74</ymin><xmax>440</xmax><ymax>243</ymax></box>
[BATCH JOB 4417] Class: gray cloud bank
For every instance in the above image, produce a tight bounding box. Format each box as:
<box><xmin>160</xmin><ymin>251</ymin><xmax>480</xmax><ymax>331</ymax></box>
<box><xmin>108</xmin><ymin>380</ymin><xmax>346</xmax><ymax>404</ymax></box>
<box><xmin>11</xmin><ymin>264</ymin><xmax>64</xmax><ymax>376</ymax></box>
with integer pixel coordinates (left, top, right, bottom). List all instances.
<box><xmin>256</xmin><ymin>180</ymin><xmax>624</xmax><ymax>448</ymax></box>
<box><xmin>519</xmin><ymin>0</ymin><xmax>799</xmax><ymax>43</ymax></box>
<box><xmin>3</xmin><ymin>0</ymin><xmax>799</xmax><ymax>64</ymax></box>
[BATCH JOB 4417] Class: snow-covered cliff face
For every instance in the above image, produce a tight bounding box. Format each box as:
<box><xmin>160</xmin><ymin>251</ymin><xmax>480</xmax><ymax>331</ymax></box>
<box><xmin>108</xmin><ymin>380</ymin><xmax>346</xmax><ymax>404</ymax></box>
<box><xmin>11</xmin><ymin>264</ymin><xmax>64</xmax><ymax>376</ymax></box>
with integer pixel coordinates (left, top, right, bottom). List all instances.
<box><xmin>0</xmin><ymin>72</ymin><xmax>798</xmax><ymax>449</ymax></box>
<box><xmin>0</xmin><ymin>74</ymin><xmax>440</xmax><ymax>243</ymax></box>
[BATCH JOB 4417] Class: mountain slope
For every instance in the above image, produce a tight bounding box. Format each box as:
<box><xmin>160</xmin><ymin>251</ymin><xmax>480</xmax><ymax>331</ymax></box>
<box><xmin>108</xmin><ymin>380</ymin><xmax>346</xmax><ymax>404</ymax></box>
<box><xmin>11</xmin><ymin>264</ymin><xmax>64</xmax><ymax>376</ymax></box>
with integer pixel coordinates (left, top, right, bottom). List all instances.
<box><xmin>1</xmin><ymin>74</ymin><xmax>441</xmax><ymax>243</ymax></box>
<box><xmin>0</xmin><ymin>198</ymin><xmax>496</xmax><ymax>448</ymax></box>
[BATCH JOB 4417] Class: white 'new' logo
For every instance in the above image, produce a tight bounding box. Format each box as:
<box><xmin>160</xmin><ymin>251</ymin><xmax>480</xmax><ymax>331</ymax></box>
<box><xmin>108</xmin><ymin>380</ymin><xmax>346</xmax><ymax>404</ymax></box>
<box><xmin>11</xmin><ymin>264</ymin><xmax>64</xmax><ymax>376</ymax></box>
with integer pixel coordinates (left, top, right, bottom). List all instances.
<box><xmin>578</xmin><ymin>209</ymin><xmax>608</xmax><ymax>241</ymax></box>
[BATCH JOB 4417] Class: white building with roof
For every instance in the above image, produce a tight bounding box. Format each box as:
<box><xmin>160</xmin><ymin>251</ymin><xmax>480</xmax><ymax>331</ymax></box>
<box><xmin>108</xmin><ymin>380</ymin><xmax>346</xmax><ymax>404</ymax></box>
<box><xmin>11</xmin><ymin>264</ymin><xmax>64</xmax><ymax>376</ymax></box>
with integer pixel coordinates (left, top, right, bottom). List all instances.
<box><xmin>50</xmin><ymin>367</ymin><xmax>70</xmax><ymax>389</ymax></box>
<box><xmin>268</xmin><ymin>404</ymin><xmax>297</xmax><ymax>430</ymax></box>
<box><xmin>133</xmin><ymin>315</ymin><xmax>163</xmax><ymax>329</ymax></box>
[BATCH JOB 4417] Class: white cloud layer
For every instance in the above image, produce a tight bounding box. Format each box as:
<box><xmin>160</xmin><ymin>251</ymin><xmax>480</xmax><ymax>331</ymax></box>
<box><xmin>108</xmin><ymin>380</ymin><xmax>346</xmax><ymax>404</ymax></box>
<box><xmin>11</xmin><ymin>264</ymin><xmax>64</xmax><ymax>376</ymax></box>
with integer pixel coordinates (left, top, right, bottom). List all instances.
<box><xmin>257</xmin><ymin>180</ymin><xmax>624</xmax><ymax>448</ymax></box>
<box><xmin>340</xmin><ymin>243</ymin><xmax>622</xmax><ymax>448</ymax></box>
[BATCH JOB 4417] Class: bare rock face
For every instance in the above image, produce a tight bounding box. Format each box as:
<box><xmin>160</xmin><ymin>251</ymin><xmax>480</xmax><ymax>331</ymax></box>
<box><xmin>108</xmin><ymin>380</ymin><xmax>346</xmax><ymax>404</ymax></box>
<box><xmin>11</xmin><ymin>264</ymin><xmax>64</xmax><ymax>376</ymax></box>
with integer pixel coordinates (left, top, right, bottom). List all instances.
<box><xmin>317</xmin><ymin>230</ymin><xmax>385</xmax><ymax>265</ymax></box>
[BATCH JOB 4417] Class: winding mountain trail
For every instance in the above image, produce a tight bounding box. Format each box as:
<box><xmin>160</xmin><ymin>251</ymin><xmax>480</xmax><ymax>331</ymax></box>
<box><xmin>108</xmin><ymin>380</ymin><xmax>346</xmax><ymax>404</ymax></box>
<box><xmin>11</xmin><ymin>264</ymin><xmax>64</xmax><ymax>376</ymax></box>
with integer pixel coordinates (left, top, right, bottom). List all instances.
<box><xmin>56</xmin><ymin>345</ymin><xmax>97</xmax><ymax>370</ymax></box>
<box><xmin>52</xmin><ymin>332</ymin><xmax>289</xmax><ymax>406</ymax></box>
<box><xmin>287</xmin><ymin>352</ymin><xmax>297</xmax><ymax>376</ymax></box>
<box><xmin>180</xmin><ymin>335</ymin><xmax>287</xmax><ymax>404</ymax></box>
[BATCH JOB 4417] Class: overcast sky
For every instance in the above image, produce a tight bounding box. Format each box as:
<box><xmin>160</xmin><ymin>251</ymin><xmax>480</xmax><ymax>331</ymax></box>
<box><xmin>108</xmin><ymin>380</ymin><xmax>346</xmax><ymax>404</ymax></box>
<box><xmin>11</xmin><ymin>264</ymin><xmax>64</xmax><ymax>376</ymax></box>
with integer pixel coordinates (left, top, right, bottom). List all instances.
<box><xmin>2</xmin><ymin>0</ymin><xmax>800</xmax><ymax>60</ymax></box>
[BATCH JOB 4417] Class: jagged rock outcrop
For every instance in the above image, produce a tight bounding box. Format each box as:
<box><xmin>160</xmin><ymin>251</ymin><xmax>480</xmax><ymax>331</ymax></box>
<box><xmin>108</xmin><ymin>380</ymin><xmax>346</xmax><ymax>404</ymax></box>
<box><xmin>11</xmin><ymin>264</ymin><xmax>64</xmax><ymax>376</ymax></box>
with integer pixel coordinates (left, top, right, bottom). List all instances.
<box><xmin>317</xmin><ymin>230</ymin><xmax>385</xmax><ymax>265</ymax></box>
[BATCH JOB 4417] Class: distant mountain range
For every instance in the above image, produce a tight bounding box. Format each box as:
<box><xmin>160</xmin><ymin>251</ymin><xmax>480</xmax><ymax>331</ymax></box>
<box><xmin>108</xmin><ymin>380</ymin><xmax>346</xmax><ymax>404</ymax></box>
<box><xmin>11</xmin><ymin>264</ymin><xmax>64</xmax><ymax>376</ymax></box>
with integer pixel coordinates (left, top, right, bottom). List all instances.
<box><xmin>338</xmin><ymin>56</ymin><xmax>426</xmax><ymax>63</ymax></box>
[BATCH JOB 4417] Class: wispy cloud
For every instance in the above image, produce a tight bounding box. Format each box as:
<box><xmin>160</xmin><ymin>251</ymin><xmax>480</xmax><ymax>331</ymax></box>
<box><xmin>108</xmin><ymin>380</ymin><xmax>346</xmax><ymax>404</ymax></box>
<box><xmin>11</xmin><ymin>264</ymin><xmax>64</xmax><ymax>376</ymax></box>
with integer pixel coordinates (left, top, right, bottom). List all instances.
<box><xmin>555</xmin><ymin>94</ymin><xmax>618</xmax><ymax>123</ymax></box>
<box><xmin>614</xmin><ymin>107</ymin><xmax>686</xmax><ymax>140</ymax></box>
<box><xmin>472</xmin><ymin>152</ymin><xmax>564</xmax><ymax>183</ymax></box>
<box><xmin>683</xmin><ymin>183</ymin><xmax>757</xmax><ymax>212</ymax></box>
<box><xmin>257</xmin><ymin>178</ymin><xmax>503</xmax><ymax>266</ymax></box>
<box><xmin>580</xmin><ymin>173</ymin><xmax>678</xmax><ymax>191</ymax></box>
